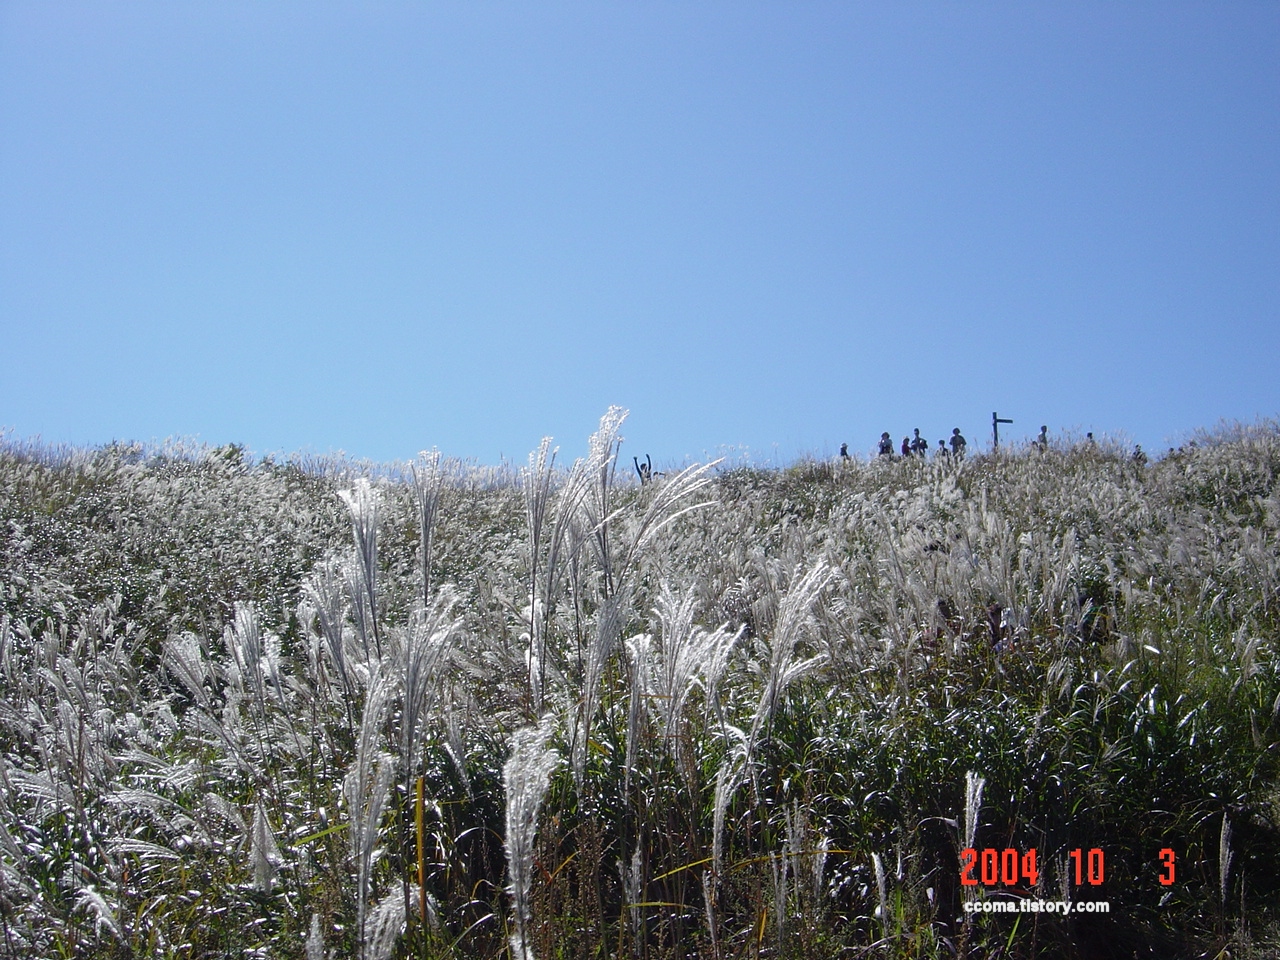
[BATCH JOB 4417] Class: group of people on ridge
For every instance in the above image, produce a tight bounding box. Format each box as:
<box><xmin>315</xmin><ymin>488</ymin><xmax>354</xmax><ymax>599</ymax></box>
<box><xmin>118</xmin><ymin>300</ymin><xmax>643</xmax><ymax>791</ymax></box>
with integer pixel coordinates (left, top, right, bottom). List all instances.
<box><xmin>833</xmin><ymin>424</ymin><xmax>1145</xmax><ymax>463</ymax></box>
<box><xmin>862</xmin><ymin>427</ymin><xmax>967</xmax><ymax>459</ymax></box>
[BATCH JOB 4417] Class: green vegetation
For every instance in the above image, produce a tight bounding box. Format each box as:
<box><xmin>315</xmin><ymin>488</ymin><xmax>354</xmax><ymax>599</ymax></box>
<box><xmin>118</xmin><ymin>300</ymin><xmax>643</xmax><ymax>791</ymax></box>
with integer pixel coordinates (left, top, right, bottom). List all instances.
<box><xmin>0</xmin><ymin>414</ymin><xmax>1278</xmax><ymax>959</ymax></box>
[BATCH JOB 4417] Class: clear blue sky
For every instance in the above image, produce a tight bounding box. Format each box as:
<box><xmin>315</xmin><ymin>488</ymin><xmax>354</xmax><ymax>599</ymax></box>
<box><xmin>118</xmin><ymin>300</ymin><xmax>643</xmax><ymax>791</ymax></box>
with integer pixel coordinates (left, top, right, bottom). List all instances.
<box><xmin>2</xmin><ymin>2</ymin><xmax>1277</xmax><ymax>466</ymax></box>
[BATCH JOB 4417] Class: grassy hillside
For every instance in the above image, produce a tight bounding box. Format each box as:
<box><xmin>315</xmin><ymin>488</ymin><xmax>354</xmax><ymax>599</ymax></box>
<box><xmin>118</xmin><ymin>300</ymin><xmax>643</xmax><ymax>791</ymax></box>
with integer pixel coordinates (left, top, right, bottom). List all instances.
<box><xmin>1</xmin><ymin>412</ymin><xmax>1278</xmax><ymax>959</ymax></box>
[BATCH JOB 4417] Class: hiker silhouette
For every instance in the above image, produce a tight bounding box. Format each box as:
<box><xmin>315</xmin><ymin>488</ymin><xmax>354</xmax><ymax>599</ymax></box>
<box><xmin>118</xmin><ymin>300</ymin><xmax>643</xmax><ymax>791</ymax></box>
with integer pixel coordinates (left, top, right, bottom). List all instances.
<box><xmin>911</xmin><ymin>429</ymin><xmax>928</xmax><ymax>457</ymax></box>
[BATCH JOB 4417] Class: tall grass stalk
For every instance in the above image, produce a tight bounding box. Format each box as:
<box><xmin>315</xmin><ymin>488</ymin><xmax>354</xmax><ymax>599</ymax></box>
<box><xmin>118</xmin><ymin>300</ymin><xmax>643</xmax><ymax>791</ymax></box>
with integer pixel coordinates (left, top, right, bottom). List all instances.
<box><xmin>340</xmin><ymin>478</ymin><xmax>382</xmax><ymax>659</ymax></box>
<box><xmin>872</xmin><ymin>851</ymin><xmax>888</xmax><ymax>934</ymax></box>
<box><xmin>963</xmin><ymin>771</ymin><xmax>985</xmax><ymax>913</ymax></box>
<box><xmin>650</xmin><ymin>583</ymin><xmax>742</xmax><ymax>780</ymax></box>
<box><xmin>303</xmin><ymin>559</ymin><xmax>357</xmax><ymax>729</ymax></box>
<box><xmin>504</xmin><ymin>719</ymin><xmax>562</xmax><ymax>960</ymax></box>
<box><xmin>395</xmin><ymin>589</ymin><xmax>461</xmax><ymax>931</ymax></box>
<box><xmin>346</xmin><ymin>666</ymin><xmax>395</xmax><ymax>954</ymax></box>
<box><xmin>572</xmin><ymin>592</ymin><xmax>626</xmax><ymax>784</ymax></box>
<box><xmin>410</xmin><ymin>449</ymin><xmax>445</xmax><ymax>607</ymax></box>
<box><xmin>963</xmin><ymin>771</ymin><xmax>985</xmax><ymax>852</ymax></box>
<box><xmin>747</xmin><ymin>560</ymin><xmax>832</xmax><ymax>765</ymax></box>
<box><xmin>251</xmin><ymin>801</ymin><xmax>282</xmax><ymax>894</ymax></box>
<box><xmin>1220</xmin><ymin>813</ymin><xmax>1234</xmax><ymax>909</ymax></box>
<box><xmin>522</xmin><ymin>436</ymin><xmax>592</xmax><ymax>714</ymax></box>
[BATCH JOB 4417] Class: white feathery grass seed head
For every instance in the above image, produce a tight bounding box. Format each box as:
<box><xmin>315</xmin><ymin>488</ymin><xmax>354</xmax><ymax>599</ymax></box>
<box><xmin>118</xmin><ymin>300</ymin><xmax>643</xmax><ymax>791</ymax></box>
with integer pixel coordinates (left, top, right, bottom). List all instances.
<box><xmin>504</xmin><ymin>718</ymin><xmax>562</xmax><ymax>960</ymax></box>
<box><xmin>964</xmin><ymin>770</ymin><xmax>985</xmax><ymax>853</ymax></box>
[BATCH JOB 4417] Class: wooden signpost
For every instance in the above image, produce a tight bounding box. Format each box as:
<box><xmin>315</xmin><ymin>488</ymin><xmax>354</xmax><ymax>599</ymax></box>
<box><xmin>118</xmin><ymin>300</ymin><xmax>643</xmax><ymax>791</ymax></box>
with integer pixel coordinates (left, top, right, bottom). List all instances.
<box><xmin>992</xmin><ymin>411</ymin><xmax>1013</xmax><ymax>450</ymax></box>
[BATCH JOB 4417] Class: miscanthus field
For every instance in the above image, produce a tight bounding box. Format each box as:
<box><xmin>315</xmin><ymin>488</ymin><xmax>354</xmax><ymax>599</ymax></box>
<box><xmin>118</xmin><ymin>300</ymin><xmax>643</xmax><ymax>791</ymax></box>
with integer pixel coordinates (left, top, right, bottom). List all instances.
<box><xmin>2</xmin><ymin>409</ymin><xmax>1279</xmax><ymax>960</ymax></box>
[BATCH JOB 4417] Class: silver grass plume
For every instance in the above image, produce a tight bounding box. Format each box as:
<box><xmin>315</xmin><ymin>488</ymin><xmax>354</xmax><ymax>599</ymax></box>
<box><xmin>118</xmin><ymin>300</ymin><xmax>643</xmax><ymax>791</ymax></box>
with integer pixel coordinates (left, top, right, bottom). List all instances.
<box><xmin>346</xmin><ymin>666</ymin><xmax>395</xmax><ymax>949</ymax></box>
<box><xmin>251</xmin><ymin>801</ymin><xmax>282</xmax><ymax>894</ymax></box>
<box><xmin>623</xmin><ymin>631</ymin><xmax>652</xmax><ymax>795</ymax></box>
<box><xmin>366</xmin><ymin>887</ymin><xmax>408</xmax><ymax>960</ymax></box>
<box><xmin>572</xmin><ymin>593</ymin><xmax>625</xmax><ymax>783</ymax></box>
<box><xmin>701</xmin><ymin>870</ymin><xmax>719</xmax><ymax>955</ymax></box>
<box><xmin>504</xmin><ymin>718</ymin><xmax>562</xmax><ymax>960</ymax></box>
<box><xmin>523</xmin><ymin>433</ymin><xmax>593</xmax><ymax>713</ymax></box>
<box><xmin>74</xmin><ymin>885</ymin><xmax>121</xmax><ymax>942</ymax></box>
<box><xmin>0</xmin><ymin>789</ymin><xmax>27</xmax><ymax>867</ymax></box>
<box><xmin>621</xmin><ymin>845</ymin><xmax>643</xmax><ymax>934</ymax></box>
<box><xmin>0</xmin><ymin>615</ymin><xmax>11</xmax><ymax>689</ymax></box>
<box><xmin>306</xmin><ymin>914</ymin><xmax>327</xmax><ymax>960</ymax></box>
<box><xmin>960</xmin><ymin>770</ymin><xmax>987</xmax><ymax>910</ymax></box>
<box><xmin>164</xmin><ymin>632</ymin><xmax>212</xmax><ymax>711</ymax></box>
<box><xmin>411</xmin><ymin>448</ymin><xmax>445</xmax><ymax>606</ymax></box>
<box><xmin>523</xmin><ymin>436</ymin><xmax>558</xmax><ymax>714</ymax></box>
<box><xmin>812</xmin><ymin>834</ymin><xmax>830</xmax><ymax>904</ymax></box>
<box><xmin>204</xmin><ymin>792</ymin><xmax>246</xmax><ymax>835</ymax></box>
<box><xmin>650</xmin><ymin>583</ymin><xmax>742</xmax><ymax>779</ymax></box>
<box><xmin>339</xmin><ymin>478</ymin><xmax>382</xmax><ymax>659</ymax></box>
<box><xmin>606</xmin><ymin>458</ymin><xmax>720</xmax><ymax>588</ymax></box>
<box><xmin>964</xmin><ymin>771</ymin><xmax>985</xmax><ymax>852</ymax></box>
<box><xmin>1220</xmin><ymin>813</ymin><xmax>1233</xmax><ymax>907</ymax></box>
<box><xmin>783</xmin><ymin>801</ymin><xmax>804</xmax><ymax>892</ymax></box>
<box><xmin>394</xmin><ymin>590</ymin><xmax>461</xmax><ymax>929</ymax></box>
<box><xmin>872</xmin><ymin>851</ymin><xmax>888</xmax><ymax>927</ymax></box>
<box><xmin>576</xmin><ymin>406</ymin><xmax>718</xmax><ymax>600</ymax></box>
<box><xmin>747</xmin><ymin>561</ymin><xmax>832</xmax><ymax>764</ymax></box>
<box><xmin>443</xmin><ymin>697</ymin><xmax>473</xmax><ymax>798</ymax></box>
<box><xmin>345</xmin><ymin>556</ymin><xmax>377</xmax><ymax>665</ymax></box>
<box><xmin>768</xmin><ymin>814</ymin><xmax>798</xmax><ymax>942</ymax></box>
<box><xmin>712</xmin><ymin>742</ymin><xmax>746</xmax><ymax>878</ymax></box>
<box><xmin>581</xmin><ymin>407</ymin><xmax>628</xmax><ymax>597</ymax></box>
<box><xmin>398</xmin><ymin>588</ymin><xmax>462</xmax><ymax>779</ymax></box>
<box><xmin>770</xmin><ymin>845</ymin><xmax>787</xmax><ymax>939</ymax></box>
<box><xmin>225</xmin><ymin>602</ymin><xmax>300</xmax><ymax>761</ymax></box>
<box><xmin>226</xmin><ymin>601</ymin><xmax>267</xmax><ymax>713</ymax></box>
<box><xmin>305</xmin><ymin>560</ymin><xmax>355</xmax><ymax>696</ymax></box>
